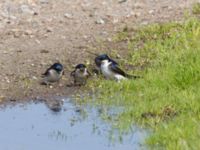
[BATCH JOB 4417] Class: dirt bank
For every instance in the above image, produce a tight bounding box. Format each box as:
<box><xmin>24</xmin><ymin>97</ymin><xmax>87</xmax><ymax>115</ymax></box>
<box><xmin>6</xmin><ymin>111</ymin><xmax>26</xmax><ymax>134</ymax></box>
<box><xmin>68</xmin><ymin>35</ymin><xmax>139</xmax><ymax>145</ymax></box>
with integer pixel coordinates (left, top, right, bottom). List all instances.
<box><xmin>0</xmin><ymin>0</ymin><xmax>197</xmax><ymax>103</ymax></box>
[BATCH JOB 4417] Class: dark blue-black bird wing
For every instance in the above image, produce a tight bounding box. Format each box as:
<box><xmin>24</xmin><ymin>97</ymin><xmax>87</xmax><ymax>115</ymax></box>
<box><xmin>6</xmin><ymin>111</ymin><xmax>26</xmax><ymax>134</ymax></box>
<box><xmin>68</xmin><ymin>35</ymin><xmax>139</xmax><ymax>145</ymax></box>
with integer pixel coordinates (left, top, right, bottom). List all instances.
<box><xmin>109</xmin><ymin>63</ymin><xmax>126</xmax><ymax>76</ymax></box>
<box><xmin>95</xmin><ymin>56</ymin><xmax>102</xmax><ymax>67</ymax></box>
<box><xmin>110</xmin><ymin>59</ymin><xmax>118</xmax><ymax>66</ymax></box>
<box><xmin>70</xmin><ymin>70</ymin><xmax>75</xmax><ymax>77</ymax></box>
<box><xmin>109</xmin><ymin>63</ymin><xmax>141</xmax><ymax>79</ymax></box>
<box><xmin>42</xmin><ymin>67</ymin><xmax>51</xmax><ymax>76</ymax></box>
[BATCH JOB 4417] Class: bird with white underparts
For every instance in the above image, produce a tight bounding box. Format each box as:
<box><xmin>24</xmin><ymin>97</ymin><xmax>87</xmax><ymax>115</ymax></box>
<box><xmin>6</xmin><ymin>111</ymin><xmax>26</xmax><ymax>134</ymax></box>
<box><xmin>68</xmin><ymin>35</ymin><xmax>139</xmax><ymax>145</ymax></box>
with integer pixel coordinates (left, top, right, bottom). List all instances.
<box><xmin>96</xmin><ymin>54</ymin><xmax>140</xmax><ymax>81</ymax></box>
<box><xmin>41</xmin><ymin>62</ymin><xmax>64</xmax><ymax>85</ymax></box>
<box><xmin>70</xmin><ymin>64</ymin><xmax>91</xmax><ymax>86</ymax></box>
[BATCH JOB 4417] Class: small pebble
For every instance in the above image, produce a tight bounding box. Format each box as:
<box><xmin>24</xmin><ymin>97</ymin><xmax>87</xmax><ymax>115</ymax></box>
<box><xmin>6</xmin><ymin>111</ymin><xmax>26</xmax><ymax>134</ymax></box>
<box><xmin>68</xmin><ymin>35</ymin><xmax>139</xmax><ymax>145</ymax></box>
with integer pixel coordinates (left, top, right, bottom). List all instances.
<box><xmin>149</xmin><ymin>10</ymin><xmax>154</xmax><ymax>15</ymax></box>
<box><xmin>113</xmin><ymin>18</ymin><xmax>119</xmax><ymax>24</ymax></box>
<box><xmin>107</xmin><ymin>38</ymin><xmax>112</xmax><ymax>42</ymax></box>
<box><xmin>95</xmin><ymin>18</ymin><xmax>105</xmax><ymax>24</ymax></box>
<box><xmin>64</xmin><ymin>13</ymin><xmax>73</xmax><ymax>19</ymax></box>
<box><xmin>118</xmin><ymin>0</ymin><xmax>127</xmax><ymax>3</ymax></box>
<box><xmin>134</xmin><ymin>2</ymin><xmax>143</xmax><ymax>9</ymax></box>
<box><xmin>40</xmin><ymin>0</ymin><xmax>49</xmax><ymax>4</ymax></box>
<box><xmin>20</xmin><ymin>5</ymin><xmax>35</xmax><ymax>15</ymax></box>
<box><xmin>32</xmin><ymin>76</ymin><xmax>37</xmax><ymax>80</ymax></box>
<box><xmin>3</xmin><ymin>51</ymin><xmax>8</xmax><ymax>54</ymax></box>
<box><xmin>46</xmin><ymin>27</ymin><xmax>53</xmax><ymax>32</ymax></box>
<box><xmin>35</xmin><ymin>39</ymin><xmax>41</xmax><ymax>44</ymax></box>
<box><xmin>40</xmin><ymin>49</ymin><xmax>49</xmax><ymax>53</ymax></box>
<box><xmin>24</xmin><ymin>30</ymin><xmax>33</xmax><ymax>35</ymax></box>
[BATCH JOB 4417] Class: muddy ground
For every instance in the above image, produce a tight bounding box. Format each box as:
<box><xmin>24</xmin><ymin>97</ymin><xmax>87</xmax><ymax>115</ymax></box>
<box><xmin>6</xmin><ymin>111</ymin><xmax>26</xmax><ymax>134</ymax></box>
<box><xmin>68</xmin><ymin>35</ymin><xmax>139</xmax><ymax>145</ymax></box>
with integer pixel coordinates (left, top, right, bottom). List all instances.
<box><xmin>0</xmin><ymin>0</ymin><xmax>197</xmax><ymax>103</ymax></box>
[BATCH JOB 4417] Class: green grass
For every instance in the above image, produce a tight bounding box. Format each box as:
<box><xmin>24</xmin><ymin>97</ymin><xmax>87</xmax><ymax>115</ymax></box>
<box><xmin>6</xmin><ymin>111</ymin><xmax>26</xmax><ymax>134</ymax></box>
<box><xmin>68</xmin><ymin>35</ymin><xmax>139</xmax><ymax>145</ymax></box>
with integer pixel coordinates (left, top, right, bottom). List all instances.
<box><xmin>87</xmin><ymin>17</ymin><xmax>200</xmax><ymax>149</ymax></box>
<box><xmin>192</xmin><ymin>2</ymin><xmax>200</xmax><ymax>15</ymax></box>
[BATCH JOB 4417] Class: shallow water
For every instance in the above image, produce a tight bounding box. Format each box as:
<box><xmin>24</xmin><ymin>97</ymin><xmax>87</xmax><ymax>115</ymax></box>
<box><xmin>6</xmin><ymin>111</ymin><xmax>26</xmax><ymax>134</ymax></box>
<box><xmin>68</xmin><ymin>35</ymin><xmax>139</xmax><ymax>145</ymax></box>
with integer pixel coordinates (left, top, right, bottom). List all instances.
<box><xmin>0</xmin><ymin>98</ymin><xmax>147</xmax><ymax>150</ymax></box>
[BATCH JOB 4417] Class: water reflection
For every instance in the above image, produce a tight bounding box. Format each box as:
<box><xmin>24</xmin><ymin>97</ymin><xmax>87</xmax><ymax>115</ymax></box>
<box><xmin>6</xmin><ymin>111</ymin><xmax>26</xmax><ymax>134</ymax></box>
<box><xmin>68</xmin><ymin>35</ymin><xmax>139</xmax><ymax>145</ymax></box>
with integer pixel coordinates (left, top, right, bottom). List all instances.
<box><xmin>0</xmin><ymin>98</ymin><xmax>148</xmax><ymax>150</ymax></box>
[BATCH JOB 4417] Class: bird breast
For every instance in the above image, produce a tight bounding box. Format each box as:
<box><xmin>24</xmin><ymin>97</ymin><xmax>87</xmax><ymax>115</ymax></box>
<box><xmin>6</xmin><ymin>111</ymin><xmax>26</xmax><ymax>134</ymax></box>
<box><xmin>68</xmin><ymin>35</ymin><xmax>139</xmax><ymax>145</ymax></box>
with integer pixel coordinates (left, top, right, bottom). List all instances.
<box><xmin>101</xmin><ymin>62</ymin><xmax>126</xmax><ymax>81</ymax></box>
<box><xmin>100</xmin><ymin>62</ymin><xmax>114</xmax><ymax>79</ymax></box>
<box><xmin>47</xmin><ymin>69</ymin><xmax>62</xmax><ymax>81</ymax></box>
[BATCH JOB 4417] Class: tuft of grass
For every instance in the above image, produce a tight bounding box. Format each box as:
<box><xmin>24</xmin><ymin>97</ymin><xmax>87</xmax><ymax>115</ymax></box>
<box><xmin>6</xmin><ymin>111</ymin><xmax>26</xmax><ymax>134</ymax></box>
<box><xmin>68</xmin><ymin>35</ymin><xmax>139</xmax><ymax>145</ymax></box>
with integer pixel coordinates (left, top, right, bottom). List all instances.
<box><xmin>192</xmin><ymin>2</ymin><xmax>200</xmax><ymax>14</ymax></box>
<box><xmin>87</xmin><ymin>17</ymin><xmax>200</xmax><ymax>149</ymax></box>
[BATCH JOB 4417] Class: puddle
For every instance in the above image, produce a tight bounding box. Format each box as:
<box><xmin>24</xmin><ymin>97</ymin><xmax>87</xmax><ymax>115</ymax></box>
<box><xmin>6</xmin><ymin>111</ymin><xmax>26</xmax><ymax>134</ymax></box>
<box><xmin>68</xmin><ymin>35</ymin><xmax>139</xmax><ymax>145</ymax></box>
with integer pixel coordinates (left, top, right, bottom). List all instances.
<box><xmin>0</xmin><ymin>98</ymin><xmax>147</xmax><ymax>150</ymax></box>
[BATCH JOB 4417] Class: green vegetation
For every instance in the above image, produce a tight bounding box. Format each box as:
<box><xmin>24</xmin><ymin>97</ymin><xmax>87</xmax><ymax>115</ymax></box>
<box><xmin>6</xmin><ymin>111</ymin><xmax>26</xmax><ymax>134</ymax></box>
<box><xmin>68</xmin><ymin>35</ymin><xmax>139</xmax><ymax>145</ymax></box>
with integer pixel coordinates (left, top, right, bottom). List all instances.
<box><xmin>192</xmin><ymin>2</ymin><xmax>200</xmax><ymax>14</ymax></box>
<box><xmin>87</xmin><ymin>17</ymin><xmax>200</xmax><ymax>149</ymax></box>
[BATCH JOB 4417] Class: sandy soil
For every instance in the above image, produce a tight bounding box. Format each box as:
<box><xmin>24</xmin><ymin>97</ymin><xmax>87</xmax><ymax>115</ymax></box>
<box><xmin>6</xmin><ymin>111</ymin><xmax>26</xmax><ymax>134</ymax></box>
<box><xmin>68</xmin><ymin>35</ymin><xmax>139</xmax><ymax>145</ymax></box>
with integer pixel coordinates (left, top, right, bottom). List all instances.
<box><xmin>0</xmin><ymin>0</ymin><xmax>197</xmax><ymax>103</ymax></box>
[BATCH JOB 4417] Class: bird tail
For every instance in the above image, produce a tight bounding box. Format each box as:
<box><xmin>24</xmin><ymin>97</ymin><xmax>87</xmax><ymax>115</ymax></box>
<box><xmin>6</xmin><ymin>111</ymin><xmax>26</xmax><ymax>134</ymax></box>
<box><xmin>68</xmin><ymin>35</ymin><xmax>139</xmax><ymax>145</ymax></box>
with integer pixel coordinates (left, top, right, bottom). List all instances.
<box><xmin>125</xmin><ymin>74</ymin><xmax>141</xmax><ymax>79</ymax></box>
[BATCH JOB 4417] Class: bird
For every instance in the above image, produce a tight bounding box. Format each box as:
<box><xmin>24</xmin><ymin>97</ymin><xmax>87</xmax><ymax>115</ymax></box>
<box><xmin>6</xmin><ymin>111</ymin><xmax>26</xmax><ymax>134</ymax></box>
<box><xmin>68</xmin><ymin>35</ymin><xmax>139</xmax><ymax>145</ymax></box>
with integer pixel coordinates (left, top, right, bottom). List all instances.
<box><xmin>41</xmin><ymin>62</ymin><xmax>64</xmax><ymax>85</ymax></box>
<box><xmin>99</xmin><ymin>56</ymin><xmax>140</xmax><ymax>81</ymax></box>
<box><xmin>70</xmin><ymin>64</ymin><xmax>90</xmax><ymax>86</ymax></box>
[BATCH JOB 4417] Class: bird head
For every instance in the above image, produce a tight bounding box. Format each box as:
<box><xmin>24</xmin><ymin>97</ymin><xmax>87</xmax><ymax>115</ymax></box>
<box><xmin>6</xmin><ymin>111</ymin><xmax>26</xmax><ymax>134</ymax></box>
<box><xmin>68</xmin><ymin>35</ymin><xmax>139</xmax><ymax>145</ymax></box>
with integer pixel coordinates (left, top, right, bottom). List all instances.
<box><xmin>75</xmin><ymin>64</ymin><xmax>87</xmax><ymax>72</ymax></box>
<box><xmin>75</xmin><ymin>64</ymin><xmax>90</xmax><ymax>77</ymax></box>
<box><xmin>95</xmin><ymin>54</ymin><xmax>111</xmax><ymax>67</ymax></box>
<box><xmin>51</xmin><ymin>63</ymin><xmax>63</xmax><ymax>73</ymax></box>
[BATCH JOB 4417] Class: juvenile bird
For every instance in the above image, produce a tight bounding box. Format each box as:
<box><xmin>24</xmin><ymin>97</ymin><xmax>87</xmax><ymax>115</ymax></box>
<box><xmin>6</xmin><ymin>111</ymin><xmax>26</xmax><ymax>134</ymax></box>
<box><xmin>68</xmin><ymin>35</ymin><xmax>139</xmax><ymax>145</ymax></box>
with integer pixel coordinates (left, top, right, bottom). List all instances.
<box><xmin>41</xmin><ymin>63</ymin><xmax>64</xmax><ymax>85</ymax></box>
<box><xmin>99</xmin><ymin>56</ymin><xmax>139</xmax><ymax>81</ymax></box>
<box><xmin>70</xmin><ymin>64</ymin><xmax>90</xmax><ymax>86</ymax></box>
